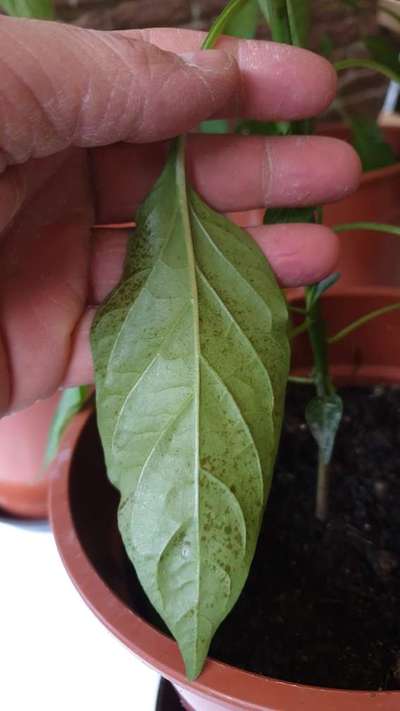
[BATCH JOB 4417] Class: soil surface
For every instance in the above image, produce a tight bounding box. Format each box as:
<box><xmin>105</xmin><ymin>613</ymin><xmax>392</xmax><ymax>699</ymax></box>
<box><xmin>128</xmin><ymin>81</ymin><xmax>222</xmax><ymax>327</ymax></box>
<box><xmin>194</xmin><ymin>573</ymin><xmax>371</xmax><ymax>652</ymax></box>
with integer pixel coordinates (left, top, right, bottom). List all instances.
<box><xmin>71</xmin><ymin>384</ymin><xmax>400</xmax><ymax>691</ymax></box>
<box><xmin>209</xmin><ymin>384</ymin><xmax>400</xmax><ymax>691</ymax></box>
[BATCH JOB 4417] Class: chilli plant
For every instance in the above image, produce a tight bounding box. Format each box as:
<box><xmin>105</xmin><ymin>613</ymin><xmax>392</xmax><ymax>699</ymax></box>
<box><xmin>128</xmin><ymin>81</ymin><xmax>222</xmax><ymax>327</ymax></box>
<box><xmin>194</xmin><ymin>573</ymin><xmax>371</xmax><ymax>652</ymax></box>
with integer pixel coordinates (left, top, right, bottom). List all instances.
<box><xmin>90</xmin><ymin>0</ymin><xmax>400</xmax><ymax>680</ymax></box>
<box><xmin>214</xmin><ymin>0</ymin><xmax>400</xmax><ymax>522</ymax></box>
<box><xmin>253</xmin><ymin>0</ymin><xmax>400</xmax><ymax>523</ymax></box>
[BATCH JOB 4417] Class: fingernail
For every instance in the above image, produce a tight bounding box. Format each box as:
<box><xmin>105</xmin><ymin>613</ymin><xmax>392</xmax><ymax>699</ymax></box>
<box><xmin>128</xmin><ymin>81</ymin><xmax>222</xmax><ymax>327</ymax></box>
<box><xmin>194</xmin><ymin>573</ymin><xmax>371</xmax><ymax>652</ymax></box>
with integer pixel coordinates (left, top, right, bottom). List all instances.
<box><xmin>179</xmin><ymin>49</ymin><xmax>234</xmax><ymax>73</ymax></box>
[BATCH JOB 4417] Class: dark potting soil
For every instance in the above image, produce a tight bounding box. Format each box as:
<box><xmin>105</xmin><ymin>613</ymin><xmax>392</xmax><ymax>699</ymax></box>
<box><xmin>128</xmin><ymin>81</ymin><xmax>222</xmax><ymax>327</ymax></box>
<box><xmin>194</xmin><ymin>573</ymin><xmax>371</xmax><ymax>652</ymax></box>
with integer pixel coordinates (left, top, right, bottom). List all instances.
<box><xmin>71</xmin><ymin>385</ymin><xmax>400</xmax><ymax>692</ymax></box>
<box><xmin>208</xmin><ymin>384</ymin><xmax>400</xmax><ymax>691</ymax></box>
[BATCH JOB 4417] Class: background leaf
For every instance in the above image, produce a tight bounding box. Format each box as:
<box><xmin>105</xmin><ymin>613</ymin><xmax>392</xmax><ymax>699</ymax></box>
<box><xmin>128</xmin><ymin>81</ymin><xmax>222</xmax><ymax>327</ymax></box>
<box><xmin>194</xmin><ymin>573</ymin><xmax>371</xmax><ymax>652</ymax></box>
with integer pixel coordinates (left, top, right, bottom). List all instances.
<box><xmin>200</xmin><ymin>119</ymin><xmax>230</xmax><ymax>134</ymax></box>
<box><xmin>307</xmin><ymin>272</ymin><xmax>341</xmax><ymax>308</ymax></box>
<box><xmin>305</xmin><ymin>394</ymin><xmax>343</xmax><ymax>465</ymax></box>
<box><xmin>0</xmin><ymin>0</ymin><xmax>53</xmax><ymax>18</ymax></box>
<box><xmin>91</xmin><ymin>142</ymin><xmax>290</xmax><ymax>681</ymax></box>
<box><xmin>264</xmin><ymin>206</ymin><xmax>316</xmax><ymax>225</ymax></box>
<box><xmin>236</xmin><ymin>119</ymin><xmax>291</xmax><ymax>136</ymax></box>
<box><xmin>225</xmin><ymin>0</ymin><xmax>259</xmax><ymax>38</ymax></box>
<box><xmin>365</xmin><ymin>34</ymin><xmax>400</xmax><ymax>76</ymax></box>
<box><xmin>44</xmin><ymin>386</ymin><xmax>91</xmax><ymax>467</ymax></box>
<box><xmin>350</xmin><ymin>117</ymin><xmax>397</xmax><ymax>172</ymax></box>
<box><xmin>258</xmin><ymin>0</ymin><xmax>291</xmax><ymax>43</ymax></box>
<box><xmin>286</xmin><ymin>0</ymin><xmax>311</xmax><ymax>48</ymax></box>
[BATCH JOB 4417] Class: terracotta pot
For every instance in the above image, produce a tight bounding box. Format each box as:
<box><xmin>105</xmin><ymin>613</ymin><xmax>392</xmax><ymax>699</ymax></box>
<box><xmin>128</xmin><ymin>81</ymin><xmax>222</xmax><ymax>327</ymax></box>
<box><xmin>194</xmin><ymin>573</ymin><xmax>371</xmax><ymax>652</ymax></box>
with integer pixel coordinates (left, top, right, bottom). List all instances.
<box><xmin>49</xmin><ymin>287</ymin><xmax>400</xmax><ymax>711</ymax></box>
<box><xmin>317</xmin><ymin>125</ymin><xmax>400</xmax><ymax>289</ymax></box>
<box><xmin>0</xmin><ymin>393</ymin><xmax>62</xmax><ymax>519</ymax></box>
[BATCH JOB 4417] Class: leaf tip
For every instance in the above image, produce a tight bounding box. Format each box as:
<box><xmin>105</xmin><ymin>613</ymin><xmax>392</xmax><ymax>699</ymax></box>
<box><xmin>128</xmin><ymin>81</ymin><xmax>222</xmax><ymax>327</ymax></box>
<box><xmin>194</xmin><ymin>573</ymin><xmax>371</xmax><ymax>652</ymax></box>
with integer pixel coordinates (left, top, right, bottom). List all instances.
<box><xmin>178</xmin><ymin>632</ymin><xmax>211</xmax><ymax>681</ymax></box>
<box><xmin>183</xmin><ymin>652</ymin><xmax>207</xmax><ymax>682</ymax></box>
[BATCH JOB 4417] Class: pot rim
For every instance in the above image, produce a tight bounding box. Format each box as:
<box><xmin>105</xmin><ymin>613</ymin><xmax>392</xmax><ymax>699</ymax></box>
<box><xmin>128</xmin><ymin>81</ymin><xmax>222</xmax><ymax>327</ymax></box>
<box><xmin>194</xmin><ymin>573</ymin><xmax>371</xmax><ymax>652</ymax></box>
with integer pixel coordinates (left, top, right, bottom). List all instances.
<box><xmin>49</xmin><ymin>286</ymin><xmax>400</xmax><ymax>710</ymax></box>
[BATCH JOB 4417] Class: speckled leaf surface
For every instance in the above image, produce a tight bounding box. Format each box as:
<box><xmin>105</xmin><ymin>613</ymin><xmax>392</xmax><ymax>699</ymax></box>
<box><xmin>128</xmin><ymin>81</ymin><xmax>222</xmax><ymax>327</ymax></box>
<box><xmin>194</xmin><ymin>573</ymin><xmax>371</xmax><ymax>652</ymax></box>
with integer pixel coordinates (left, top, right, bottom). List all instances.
<box><xmin>91</xmin><ymin>140</ymin><xmax>290</xmax><ymax>680</ymax></box>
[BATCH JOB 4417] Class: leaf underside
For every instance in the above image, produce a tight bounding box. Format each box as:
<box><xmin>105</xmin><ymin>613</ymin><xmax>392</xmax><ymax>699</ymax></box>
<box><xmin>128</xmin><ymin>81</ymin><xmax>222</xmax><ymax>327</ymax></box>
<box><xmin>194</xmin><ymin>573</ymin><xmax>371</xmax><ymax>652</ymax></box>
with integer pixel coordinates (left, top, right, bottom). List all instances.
<box><xmin>91</xmin><ymin>142</ymin><xmax>290</xmax><ymax>680</ymax></box>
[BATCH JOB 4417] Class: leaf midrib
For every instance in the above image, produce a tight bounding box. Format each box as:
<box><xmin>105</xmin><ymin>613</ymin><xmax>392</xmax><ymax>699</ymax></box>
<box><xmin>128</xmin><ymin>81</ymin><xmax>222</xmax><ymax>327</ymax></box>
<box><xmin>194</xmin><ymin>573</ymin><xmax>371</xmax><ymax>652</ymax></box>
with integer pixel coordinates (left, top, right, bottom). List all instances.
<box><xmin>175</xmin><ymin>137</ymin><xmax>201</xmax><ymax>659</ymax></box>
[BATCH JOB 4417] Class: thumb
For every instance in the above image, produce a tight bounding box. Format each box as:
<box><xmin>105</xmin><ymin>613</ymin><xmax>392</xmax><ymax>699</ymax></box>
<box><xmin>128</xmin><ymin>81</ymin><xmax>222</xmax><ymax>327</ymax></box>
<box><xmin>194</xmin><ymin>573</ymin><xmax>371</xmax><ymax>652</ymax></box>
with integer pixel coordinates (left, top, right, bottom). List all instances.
<box><xmin>0</xmin><ymin>18</ymin><xmax>238</xmax><ymax>165</ymax></box>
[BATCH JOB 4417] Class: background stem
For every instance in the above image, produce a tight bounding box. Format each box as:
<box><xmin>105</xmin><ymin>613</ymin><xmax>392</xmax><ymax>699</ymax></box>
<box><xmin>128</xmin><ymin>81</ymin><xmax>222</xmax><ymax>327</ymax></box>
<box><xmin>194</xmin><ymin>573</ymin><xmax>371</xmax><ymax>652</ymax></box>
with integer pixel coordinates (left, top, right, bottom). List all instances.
<box><xmin>316</xmin><ymin>457</ymin><xmax>330</xmax><ymax>522</ymax></box>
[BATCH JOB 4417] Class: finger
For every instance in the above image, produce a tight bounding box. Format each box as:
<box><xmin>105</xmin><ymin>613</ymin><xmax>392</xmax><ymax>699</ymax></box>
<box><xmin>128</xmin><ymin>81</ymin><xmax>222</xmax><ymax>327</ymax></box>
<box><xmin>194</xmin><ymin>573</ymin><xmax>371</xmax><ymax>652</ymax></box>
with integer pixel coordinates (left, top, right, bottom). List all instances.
<box><xmin>248</xmin><ymin>223</ymin><xmax>339</xmax><ymax>287</ymax></box>
<box><xmin>0</xmin><ymin>151</ymin><xmax>78</xmax><ymax>235</ymax></box>
<box><xmin>89</xmin><ymin>228</ymin><xmax>129</xmax><ymax>304</ymax></box>
<box><xmin>92</xmin><ymin>135</ymin><xmax>361</xmax><ymax>223</ymax></box>
<box><xmin>63</xmin><ymin>307</ymin><xmax>95</xmax><ymax>388</ymax></box>
<box><xmin>120</xmin><ymin>27</ymin><xmax>337</xmax><ymax>120</ymax></box>
<box><xmin>0</xmin><ymin>217</ymin><xmax>91</xmax><ymax>413</ymax></box>
<box><xmin>0</xmin><ymin>18</ymin><xmax>238</xmax><ymax>165</ymax></box>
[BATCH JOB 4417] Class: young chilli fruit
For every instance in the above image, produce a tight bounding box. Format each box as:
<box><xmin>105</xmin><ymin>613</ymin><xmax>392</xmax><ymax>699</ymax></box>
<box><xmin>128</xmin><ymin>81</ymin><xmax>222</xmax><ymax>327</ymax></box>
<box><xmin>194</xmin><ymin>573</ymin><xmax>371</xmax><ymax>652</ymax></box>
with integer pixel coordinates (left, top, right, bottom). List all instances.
<box><xmin>91</xmin><ymin>137</ymin><xmax>290</xmax><ymax>679</ymax></box>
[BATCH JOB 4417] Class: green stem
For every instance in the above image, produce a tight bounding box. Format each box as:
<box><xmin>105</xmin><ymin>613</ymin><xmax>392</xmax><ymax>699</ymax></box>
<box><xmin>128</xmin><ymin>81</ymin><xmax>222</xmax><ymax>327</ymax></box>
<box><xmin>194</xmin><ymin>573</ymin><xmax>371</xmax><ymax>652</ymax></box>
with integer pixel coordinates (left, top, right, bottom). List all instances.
<box><xmin>289</xmin><ymin>375</ymin><xmax>313</xmax><ymax>385</ymax></box>
<box><xmin>290</xmin><ymin>320</ymin><xmax>309</xmax><ymax>339</ymax></box>
<box><xmin>305</xmin><ymin>290</ymin><xmax>333</xmax><ymax>398</ymax></box>
<box><xmin>334</xmin><ymin>58</ymin><xmax>400</xmax><ymax>85</ymax></box>
<box><xmin>334</xmin><ymin>222</ymin><xmax>400</xmax><ymax>237</ymax></box>
<box><xmin>329</xmin><ymin>302</ymin><xmax>400</xmax><ymax>345</ymax></box>
<box><xmin>289</xmin><ymin>305</ymin><xmax>307</xmax><ymax>315</ymax></box>
<box><xmin>202</xmin><ymin>0</ymin><xmax>249</xmax><ymax>49</ymax></box>
<box><xmin>304</xmin><ymin>287</ymin><xmax>336</xmax><ymax>523</ymax></box>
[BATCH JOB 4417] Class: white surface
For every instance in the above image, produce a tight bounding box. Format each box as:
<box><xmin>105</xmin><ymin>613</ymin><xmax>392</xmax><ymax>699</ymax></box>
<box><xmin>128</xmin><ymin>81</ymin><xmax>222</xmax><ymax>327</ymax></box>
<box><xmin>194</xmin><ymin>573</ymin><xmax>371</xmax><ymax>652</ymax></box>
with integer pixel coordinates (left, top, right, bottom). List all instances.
<box><xmin>0</xmin><ymin>518</ymin><xmax>160</xmax><ymax>711</ymax></box>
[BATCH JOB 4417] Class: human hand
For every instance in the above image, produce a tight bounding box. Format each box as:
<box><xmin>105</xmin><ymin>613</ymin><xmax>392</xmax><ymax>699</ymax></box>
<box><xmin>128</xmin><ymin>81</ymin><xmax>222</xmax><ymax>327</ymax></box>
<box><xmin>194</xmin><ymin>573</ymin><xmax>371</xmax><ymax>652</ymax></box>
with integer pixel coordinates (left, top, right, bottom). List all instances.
<box><xmin>0</xmin><ymin>18</ymin><xmax>361</xmax><ymax>414</ymax></box>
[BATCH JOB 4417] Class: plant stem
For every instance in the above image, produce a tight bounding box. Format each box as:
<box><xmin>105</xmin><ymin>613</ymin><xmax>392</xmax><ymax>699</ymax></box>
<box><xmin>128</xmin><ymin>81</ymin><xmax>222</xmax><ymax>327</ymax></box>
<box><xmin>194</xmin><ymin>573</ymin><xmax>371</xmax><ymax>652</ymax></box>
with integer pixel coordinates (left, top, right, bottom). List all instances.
<box><xmin>329</xmin><ymin>302</ymin><xmax>400</xmax><ymax>344</ymax></box>
<box><xmin>289</xmin><ymin>305</ymin><xmax>307</xmax><ymax>315</ymax></box>
<box><xmin>202</xmin><ymin>0</ymin><xmax>250</xmax><ymax>49</ymax></box>
<box><xmin>334</xmin><ymin>222</ymin><xmax>400</xmax><ymax>237</ymax></box>
<box><xmin>290</xmin><ymin>320</ymin><xmax>309</xmax><ymax>339</ymax></box>
<box><xmin>334</xmin><ymin>58</ymin><xmax>400</xmax><ymax>84</ymax></box>
<box><xmin>305</xmin><ymin>288</ymin><xmax>335</xmax><ymax>522</ymax></box>
<box><xmin>316</xmin><ymin>456</ymin><xmax>330</xmax><ymax>522</ymax></box>
<box><xmin>305</xmin><ymin>291</ymin><xmax>333</xmax><ymax>398</ymax></box>
<box><xmin>288</xmin><ymin>375</ymin><xmax>313</xmax><ymax>385</ymax></box>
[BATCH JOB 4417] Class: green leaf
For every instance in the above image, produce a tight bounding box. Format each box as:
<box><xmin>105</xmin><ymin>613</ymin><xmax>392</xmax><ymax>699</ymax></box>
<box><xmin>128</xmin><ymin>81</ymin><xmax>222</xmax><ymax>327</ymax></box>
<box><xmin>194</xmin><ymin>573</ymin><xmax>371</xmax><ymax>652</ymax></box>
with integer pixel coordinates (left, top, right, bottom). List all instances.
<box><xmin>259</xmin><ymin>0</ymin><xmax>291</xmax><ymax>43</ymax></box>
<box><xmin>225</xmin><ymin>0</ymin><xmax>259</xmax><ymax>38</ymax></box>
<box><xmin>365</xmin><ymin>35</ymin><xmax>400</xmax><ymax>77</ymax></box>
<box><xmin>200</xmin><ymin>119</ymin><xmax>230</xmax><ymax>135</ymax></box>
<box><xmin>319</xmin><ymin>32</ymin><xmax>334</xmax><ymax>59</ymax></box>
<box><xmin>305</xmin><ymin>394</ymin><xmax>343</xmax><ymax>465</ymax></box>
<box><xmin>341</xmin><ymin>0</ymin><xmax>361</xmax><ymax>9</ymax></box>
<box><xmin>349</xmin><ymin>117</ymin><xmax>397</xmax><ymax>172</ymax></box>
<box><xmin>264</xmin><ymin>206</ymin><xmax>316</xmax><ymax>225</ymax></box>
<box><xmin>307</xmin><ymin>272</ymin><xmax>341</xmax><ymax>308</ymax></box>
<box><xmin>236</xmin><ymin>119</ymin><xmax>291</xmax><ymax>136</ymax></box>
<box><xmin>286</xmin><ymin>0</ymin><xmax>310</xmax><ymax>48</ymax></box>
<box><xmin>0</xmin><ymin>0</ymin><xmax>53</xmax><ymax>18</ymax></box>
<box><xmin>91</xmin><ymin>139</ymin><xmax>290</xmax><ymax>680</ymax></box>
<box><xmin>44</xmin><ymin>386</ymin><xmax>91</xmax><ymax>467</ymax></box>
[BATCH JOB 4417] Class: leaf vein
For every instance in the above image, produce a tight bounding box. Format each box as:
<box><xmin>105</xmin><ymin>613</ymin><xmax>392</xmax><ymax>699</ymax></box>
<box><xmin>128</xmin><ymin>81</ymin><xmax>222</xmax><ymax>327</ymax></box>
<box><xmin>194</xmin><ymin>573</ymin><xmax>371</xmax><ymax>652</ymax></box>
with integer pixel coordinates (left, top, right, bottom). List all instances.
<box><xmin>200</xmin><ymin>353</ymin><xmax>264</xmax><ymax>507</ymax></box>
<box><xmin>191</xmin><ymin>205</ymin><xmax>272</xmax><ymax>320</ymax></box>
<box><xmin>111</xmin><ymin>301</ymin><xmax>191</xmax><ymax>457</ymax></box>
<box><xmin>103</xmin><ymin>202</ymin><xmax>179</xmax><ymax>383</ymax></box>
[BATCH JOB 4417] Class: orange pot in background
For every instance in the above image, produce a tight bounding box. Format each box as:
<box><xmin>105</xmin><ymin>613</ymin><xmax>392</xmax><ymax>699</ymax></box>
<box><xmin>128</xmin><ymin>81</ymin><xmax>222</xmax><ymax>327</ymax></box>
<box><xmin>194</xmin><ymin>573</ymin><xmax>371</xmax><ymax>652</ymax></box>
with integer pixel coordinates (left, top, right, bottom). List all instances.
<box><xmin>0</xmin><ymin>393</ymin><xmax>60</xmax><ymax>519</ymax></box>
<box><xmin>319</xmin><ymin>125</ymin><xmax>400</xmax><ymax>289</ymax></box>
